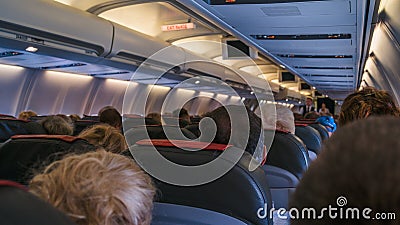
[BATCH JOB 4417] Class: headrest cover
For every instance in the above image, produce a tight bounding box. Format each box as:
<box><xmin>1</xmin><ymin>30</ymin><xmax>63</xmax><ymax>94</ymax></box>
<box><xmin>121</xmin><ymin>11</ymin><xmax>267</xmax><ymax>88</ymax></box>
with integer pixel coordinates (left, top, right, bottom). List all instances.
<box><xmin>11</xmin><ymin>135</ymin><xmax>80</xmax><ymax>143</ymax></box>
<box><xmin>315</xmin><ymin>116</ymin><xmax>337</xmax><ymax>132</ymax></box>
<box><xmin>0</xmin><ymin>180</ymin><xmax>27</xmax><ymax>191</ymax></box>
<box><xmin>136</xmin><ymin>139</ymin><xmax>231</xmax><ymax>151</ymax></box>
<box><xmin>294</xmin><ymin>123</ymin><xmax>309</xmax><ymax>127</ymax></box>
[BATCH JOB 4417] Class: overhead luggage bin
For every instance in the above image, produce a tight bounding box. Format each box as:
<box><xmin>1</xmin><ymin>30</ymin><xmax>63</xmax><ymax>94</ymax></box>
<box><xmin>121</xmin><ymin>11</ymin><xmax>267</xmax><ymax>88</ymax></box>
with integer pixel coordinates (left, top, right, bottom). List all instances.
<box><xmin>0</xmin><ymin>0</ymin><xmax>113</xmax><ymax>58</ymax></box>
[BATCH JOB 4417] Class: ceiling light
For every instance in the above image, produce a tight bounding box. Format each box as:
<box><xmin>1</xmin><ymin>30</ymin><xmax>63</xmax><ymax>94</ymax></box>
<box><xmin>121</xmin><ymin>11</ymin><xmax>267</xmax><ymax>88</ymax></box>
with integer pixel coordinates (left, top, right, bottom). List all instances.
<box><xmin>25</xmin><ymin>46</ymin><xmax>38</xmax><ymax>52</ymax></box>
<box><xmin>250</xmin><ymin>91</ymin><xmax>254</xmax><ymax>95</ymax></box>
<box><xmin>195</xmin><ymin>80</ymin><xmax>200</xmax><ymax>84</ymax></box>
<box><xmin>285</xmin><ymin>98</ymin><xmax>289</xmax><ymax>101</ymax></box>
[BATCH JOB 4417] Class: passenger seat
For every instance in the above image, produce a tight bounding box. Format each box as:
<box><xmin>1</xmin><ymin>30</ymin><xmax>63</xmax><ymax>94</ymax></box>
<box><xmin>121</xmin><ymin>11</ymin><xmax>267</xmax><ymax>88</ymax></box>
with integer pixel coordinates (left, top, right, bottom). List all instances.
<box><xmin>0</xmin><ymin>135</ymin><xmax>96</xmax><ymax>184</ymax></box>
<box><xmin>0</xmin><ymin>180</ymin><xmax>76</xmax><ymax>225</ymax></box>
<box><xmin>131</xmin><ymin>139</ymin><xmax>273</xmax><ymax>225</ymax></box>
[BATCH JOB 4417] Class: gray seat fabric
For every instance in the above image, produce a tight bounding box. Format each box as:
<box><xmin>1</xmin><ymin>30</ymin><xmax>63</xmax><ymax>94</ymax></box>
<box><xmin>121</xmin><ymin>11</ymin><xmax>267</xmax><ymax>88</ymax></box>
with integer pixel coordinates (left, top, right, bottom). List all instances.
<box><xmin>0</xmin><ymin>118</ymin><xmax>46</xmax><ymax>142</ymax></box>
<box><xmin>152</xmin><ymin>203</ymin><xmax>247</xmax><ymax>225</ymax></box>
<box><xmin>262</xmin><ymin>165</ymin><xmax>299</xmax><ymax>209</ymax></box>
<box><xmin>124</xmin><ymin>125</ymin><xmax>196</xmax><ymax>146</ymax></box>
<box><xmin>295</xmin><ymin>125</ymin><xmax>322</xmax><ymax>154</ymax></box>
<box><xmin>0</xmin><ymin>180</ymin><xmax>77</xmax><ymax>225</ymax></box>
<box><xmin>264</xmin><ymin>130</ymin><xmax>310</xmax><ymax>179</ymax></box>
<box><xmin>309</xmin><ymin>123</ymin><xmax>329</xmax><ymax>141</ymax></box>
<box><xmin>131</xmin><ymin>140</ymin><xmax>273</xmax><ymax>225</ymax></box>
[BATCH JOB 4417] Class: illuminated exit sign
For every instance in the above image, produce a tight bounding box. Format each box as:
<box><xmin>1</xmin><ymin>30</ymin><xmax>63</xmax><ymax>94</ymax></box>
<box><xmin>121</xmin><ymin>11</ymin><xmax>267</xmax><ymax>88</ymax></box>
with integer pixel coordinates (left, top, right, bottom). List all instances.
<box><xmin>161</xmin><ymin>22</ymin><xmax>196</xmax><ymax>31</ymax></box>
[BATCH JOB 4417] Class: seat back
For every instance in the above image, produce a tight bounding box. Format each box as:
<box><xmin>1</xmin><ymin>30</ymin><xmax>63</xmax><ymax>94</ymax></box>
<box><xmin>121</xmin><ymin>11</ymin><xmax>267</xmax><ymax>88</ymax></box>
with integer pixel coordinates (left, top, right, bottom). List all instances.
<box><xmin>130</xmin><ymin>139</ymin><xmax>273</xmax><ymax>225</ymax></box>
<box><xmin>0</xmin><ymin>114</ymin><xmax>15</xmax><ymax>119</ymax></box>
<box><xmin>152</xmin><ymin>203</ymin><xmax>247</xmax><ymax>225</ymax></box>
<box><xmin>125</xmin><ymin>125</ymin><xmax>196</xmax><ymax>145</ymax></box>
<box><xmin>264</xmin><ymin>130</ymin><xmax>310</xmax><ymax>179</ymax></box>
<box><xmin>0</xmin><ymin>118</ymin><xmax>46</xmax><ymax>142</ymax></box>
<box><xmin>309</xmin><ymin>123</ymin><xmax>329</xmax><ymax>141</ymax></box>
<box><xmin>295</xmin><ymin>124</ymin><xmax>322</xmax><ymax>154</ymax></box>
<box><xmin>184</xmin><ymin>124</ymin><xmax>201</xmax><ymax>137</ymax></box>
<box><xmin>73</xmin><ymin>120</ymin><xmax>98</xmax><ymax>136</ymax></box>
<box><xmin>0</xmin><ymin>135</ymin><xmax>96</xmax><ymax>184</ymax></box>
<box><xmin>0</xmin><ymin>180</ymin><xmax>76</xmax><ymax>225</ymax></box>
<box><xmin>262</xmin><ymin>165</ymin><xmax>299</xmax><ymax>209</ymax></box>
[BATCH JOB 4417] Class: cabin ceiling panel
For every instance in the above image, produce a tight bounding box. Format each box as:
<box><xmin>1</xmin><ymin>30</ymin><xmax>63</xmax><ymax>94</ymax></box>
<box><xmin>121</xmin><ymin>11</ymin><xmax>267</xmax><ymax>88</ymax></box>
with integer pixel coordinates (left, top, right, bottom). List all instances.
<box><xmin>224</xmin><ymin>15</ymin><xmax>356</xmax><ymax>28</ymax></box>
<box><xmin>190</xmin><ymin>0</ymin><xmax>363</xmax><ymax>99</ymax></box>
<box><xmin>210</xmin><ymin>0</ymin><xmax>353</xmax><ymax>17</ymax></box>
<box><xmin>296</xmin><ymin>69</ymin><xmax>355</xmax><ymax>76</ymax></box>
<box><xmin>257</xmin><ymin>39</ymin><xmax>354</xmax><ymax>50</ymax></box>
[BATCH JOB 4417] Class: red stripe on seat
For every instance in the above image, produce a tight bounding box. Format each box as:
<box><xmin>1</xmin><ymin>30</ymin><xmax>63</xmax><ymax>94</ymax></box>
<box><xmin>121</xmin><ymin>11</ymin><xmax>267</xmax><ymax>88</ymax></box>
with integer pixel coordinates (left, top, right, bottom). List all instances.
<box><xmin>136</xmin><ymin>139</ymin><xmax>231</xmax><ymax>151</ymax></box>
<box><xmin>0</xmin><ymin>180</ymin><xmax>27</xmax><ymax>191</ymax></box>
<box><xmin>0</xmin><ymin>118</ymin><xmax>30</xmax><ymax>123</ymax></box>
<box><xmin>295</xmin><ymin>123</ymin><xmax>310</xmax><ymax>127</ymax></box>
<box><xmin>11</xmin><ymin>135</ymin><xmax>81</xmax><ymax>143</ymax></box>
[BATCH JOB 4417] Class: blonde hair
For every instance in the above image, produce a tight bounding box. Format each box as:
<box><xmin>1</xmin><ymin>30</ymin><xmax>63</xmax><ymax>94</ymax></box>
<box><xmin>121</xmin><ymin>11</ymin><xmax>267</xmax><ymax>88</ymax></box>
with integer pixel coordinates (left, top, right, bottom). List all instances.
<box><xmin>78</xmin><ymin>124</ymin><xmax>127</xmax><ymax>154</ymax></box>
<box><xmin>29</xmin><ymin>150</ymin><xmax>155</xmax><ymax>225</ymax></box>
<box><xmin>18</xmin><ymin>110</ymin><xmax>37</xmax><ymax>120</ymax></box>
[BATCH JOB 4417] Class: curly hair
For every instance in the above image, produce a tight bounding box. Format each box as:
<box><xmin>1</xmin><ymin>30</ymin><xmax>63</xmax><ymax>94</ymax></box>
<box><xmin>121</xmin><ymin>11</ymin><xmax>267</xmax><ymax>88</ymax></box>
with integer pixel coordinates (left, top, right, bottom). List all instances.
<box><xmin>29</xmin><ymin>150</ymin><xmax>156</xmax><ymax>225</ymax></box>
<box><xmin>339</xmin><ymin>87</ymin><xmax>400</xmax><ymax>126</ymax></box>
<box><xmin>78</xmin><ymin>124</ymin><xmax>127</xmax><ymax>154</ymax></box>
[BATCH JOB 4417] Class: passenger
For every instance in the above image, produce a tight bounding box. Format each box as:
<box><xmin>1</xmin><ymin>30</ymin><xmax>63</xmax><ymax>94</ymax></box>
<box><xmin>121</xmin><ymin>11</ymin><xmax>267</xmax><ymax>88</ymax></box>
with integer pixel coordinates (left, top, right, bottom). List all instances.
<box><xmin>339</xmin><ymin>87</ymin><xmax>400</xmax><ymax>126</ymax></box>
<box><xmin>56</xmin><ymin>114</ymin><xmax>74</xmax><ymax>125</ymax></box>
<box><xmin>172</xmin><ymin>108</ymin><xmax>191</xmax><ymax>128</ymax></box>
<box><xmin>40</xmin><ymin>115</ymin><xmax>73</xmax><ymax>135</ymax></box>
<box><xmin>69</xmin><ymin>114</ymin><xmax>81</xmax><ymax>122</ymax></box>
<box><xmin>299</xmin><ymin>98</ymin><xmax>315</xmax><ymax>116</ymax></box>
<box><xmin>18</xmin><ymin>110</ymin><xmax>37</xmax><ymax>120</ymax></box>
<box><xmin>145</xmin><ymin>112</ymin><xmax>161</xmax><ymax>125</ymax></box>
<box><xmin>304</xmin><ymin>111</ymin><xmax>319</xmax><ymax>120</ymax></box>
<box><xmin>78</xmin><ymin>124</ymin><xmax>127</xmax><ymax>154</ymax></box>
<box><xmin>203</xmin><ymin>105</ymin><xmax>265</xmax><ymax>162</ymax></box>
<box><xmin>318</xmin><ymin>102</ymin><xmax>330</xmax><ymax>115</ymax></box>
<box><xmin>315</xmin><ymin>115</ymin><xmax>336</xmax><ymax>136</ymax></box>
<box><xmin>257</xmin><ymin>104</ymin><xmax>295</xmax><ymax>134</ymax></box>
<box><xmin>98</xmin><ymin>106</ymin><xmax>122</xmax><ymax>130</ymax></box>
<box><xmin>290</xmin><ymin>117</ymin><xmax>400</xmax><ymax>224</ymax></box>
<box><xmin>29</xmin><ymin>150</ymin><xmax>155</xmax><ymax>225</ymax></box>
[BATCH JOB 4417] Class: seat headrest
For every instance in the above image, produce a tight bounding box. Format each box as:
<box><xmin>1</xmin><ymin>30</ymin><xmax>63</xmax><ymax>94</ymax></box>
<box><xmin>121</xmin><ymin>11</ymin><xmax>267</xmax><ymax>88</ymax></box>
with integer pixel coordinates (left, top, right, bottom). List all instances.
<box><xmin>125</xmin><ymin>125</ymin><xmax>196</xmax><ymax>146</ymax></box>
<box><xmin>0</xmin><ymin>180</ymin><xmax>76</xmax><ymax>225</ymax></box>
<box><xmin>152</xmin><ymin>202</ymin><xmax>247</xmax><ymax>225</ymax></box>
<box><xmin>0</xmin><ymin>118</ymin><xmax>46</xmax><ymax>142</ymax></box>
<box><xmin>136</xmin><ymin>139</ymin><xmax>231</xmax><ymax>151</ymax></box>
<box><xmin>73</xmin><ymin>120</ymin><xmax>98</xmax><ymax>136</ymax></box>
<box><xmin>0</xmin><ymin>135</ymin><xmax>96</xmax><ymax>184</ymax></box>
<box><xmin>295</xmin><ymin>125</ymin><xmax>322</xmax><ymax>154</ymax></box>
<box><xmin>309</xmin><ymin>123</ymin><xmax>330</xmax><ymax>140</ymax></box>
<box><xmin>11</xmin><ymin>134</ymin><xmax>81</xmax><ymax>143</ymax></box>
<box><xmin>264</xmin><ymin>130</ymin><xmax>310</xmax><ymax>179</ymax></box>
<box><xmin>130</xmin><ymin>141</ymin><xmax>272</xmax><ymax>225</ymax></box>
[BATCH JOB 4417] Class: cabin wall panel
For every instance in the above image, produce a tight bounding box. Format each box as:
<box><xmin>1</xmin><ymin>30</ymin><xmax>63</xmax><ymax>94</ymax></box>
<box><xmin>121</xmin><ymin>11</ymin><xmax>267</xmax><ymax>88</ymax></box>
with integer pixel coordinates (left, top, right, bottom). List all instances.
<box><xmin>0</xmin><ymin>65</ymin><xmax>30</xmax><ymax>116</ymax></box>
<box><xmin>88</xmin><ymin>79</ymin><xmax>129</xmax><ymax>115</ymax></box>
<box><xmin>25</xmin><ymin>71</ymin><xmax>94</xmax><ymax>116</ymax></box>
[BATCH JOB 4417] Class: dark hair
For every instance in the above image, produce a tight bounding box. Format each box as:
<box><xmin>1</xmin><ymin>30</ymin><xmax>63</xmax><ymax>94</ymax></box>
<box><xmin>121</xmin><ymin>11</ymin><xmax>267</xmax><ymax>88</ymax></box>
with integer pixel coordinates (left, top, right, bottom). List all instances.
<box><xmin>173</xmin><ymin>108</ymin><xmax>189</xmax><ymax>118</ymax></box>
<box><xmin>304</xmin><ymin>111</ymin><xmax>319</xmax><ymax>119</ymax></box>
<box><xmin>40</xmin><ymin>116</ymin><xmax>73</xmax><ymax>135</ymax></box>
<box><xmin>290</xmin><ymin>116</ymin><xmax>400</xmax><ymax>225</ymax></box>
<box><xmin>203</xmin><ymin>105</ymin><xmax>263</xmax><ymax>156</ymax></box>
<box><xmin>98</xmin><ymin>106</ymin><xmax>122</xmax><ymax>129</ymax></box>
<box><xmin>339</xmin><ymin>87</ymin><xmax>399</xmax><ymax>126</ymax></box>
